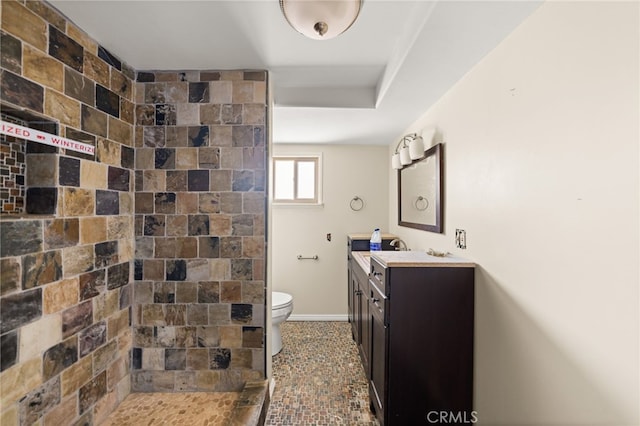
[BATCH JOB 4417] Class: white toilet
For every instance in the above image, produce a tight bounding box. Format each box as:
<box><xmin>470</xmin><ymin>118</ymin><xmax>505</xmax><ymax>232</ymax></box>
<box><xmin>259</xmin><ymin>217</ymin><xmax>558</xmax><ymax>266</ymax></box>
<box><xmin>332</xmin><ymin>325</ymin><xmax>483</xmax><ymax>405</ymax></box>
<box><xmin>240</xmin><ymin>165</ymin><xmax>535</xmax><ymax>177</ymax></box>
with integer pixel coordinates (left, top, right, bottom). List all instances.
<box><xmin>271</xmin><ymin>291</ymin><xmax>293</xmax><ymax>356</ymax></box>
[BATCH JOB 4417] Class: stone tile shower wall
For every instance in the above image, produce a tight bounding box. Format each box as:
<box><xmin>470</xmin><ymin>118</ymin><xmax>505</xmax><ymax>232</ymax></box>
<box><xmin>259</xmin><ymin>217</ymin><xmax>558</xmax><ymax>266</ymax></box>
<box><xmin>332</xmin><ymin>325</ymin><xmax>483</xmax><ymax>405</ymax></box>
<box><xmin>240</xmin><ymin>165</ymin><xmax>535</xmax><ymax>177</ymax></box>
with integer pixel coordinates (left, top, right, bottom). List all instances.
<box><xmin>1</xmin><ymin>1</ymin><xmax>268</xmax><ymax>424</ymax></box>
<box><xmin>131</xmin><ymin>71</ymin><xmax>267</xmax><ymax>392</ymax></box>
<box><xmin>1</xmin><ymin>1</ymin><xmax>135</xmax><ymax>424</ymax></box>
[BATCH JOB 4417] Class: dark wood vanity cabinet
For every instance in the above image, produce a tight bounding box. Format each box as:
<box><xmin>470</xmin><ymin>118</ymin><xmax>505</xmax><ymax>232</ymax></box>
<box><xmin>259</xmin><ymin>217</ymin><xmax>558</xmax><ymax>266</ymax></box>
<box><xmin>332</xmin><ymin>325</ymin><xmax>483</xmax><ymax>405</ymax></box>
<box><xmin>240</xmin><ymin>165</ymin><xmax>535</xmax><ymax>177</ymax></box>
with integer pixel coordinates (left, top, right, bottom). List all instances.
<box><xmin>347</xmin><ymin>235</ymin><xmax>396</xmax><ymax>377</ymax></box>
<box><xmin>367</xmin><ymin>255</ymin><xmax>475</xmax><ymax>426</ymax></box>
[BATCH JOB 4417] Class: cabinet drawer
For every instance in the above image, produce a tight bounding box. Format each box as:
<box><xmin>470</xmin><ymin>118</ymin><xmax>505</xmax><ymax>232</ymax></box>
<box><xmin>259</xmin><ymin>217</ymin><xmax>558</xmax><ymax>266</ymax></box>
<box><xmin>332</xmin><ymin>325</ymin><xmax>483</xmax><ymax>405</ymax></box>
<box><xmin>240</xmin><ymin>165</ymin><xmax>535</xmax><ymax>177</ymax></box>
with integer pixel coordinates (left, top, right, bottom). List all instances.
<box><xmin>370</xmin><ymin>257</ymin><xmax>387</xmax><ymax>296</ymax></box>
<box><xmin>369</xmin><ymin>279</ymin><xmax>389</xmax><ymax>326</ymax></box>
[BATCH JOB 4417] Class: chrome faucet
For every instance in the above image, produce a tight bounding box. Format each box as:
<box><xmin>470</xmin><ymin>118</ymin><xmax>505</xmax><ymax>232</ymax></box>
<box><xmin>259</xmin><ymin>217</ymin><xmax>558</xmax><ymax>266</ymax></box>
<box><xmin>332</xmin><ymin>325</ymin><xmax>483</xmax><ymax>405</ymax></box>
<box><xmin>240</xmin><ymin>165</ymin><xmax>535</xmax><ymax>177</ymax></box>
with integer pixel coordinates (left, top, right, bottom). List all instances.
<box><xmin>390</xmin><ymin>239</ymin><xmax>408</xmax><ymax>251</ymax></box>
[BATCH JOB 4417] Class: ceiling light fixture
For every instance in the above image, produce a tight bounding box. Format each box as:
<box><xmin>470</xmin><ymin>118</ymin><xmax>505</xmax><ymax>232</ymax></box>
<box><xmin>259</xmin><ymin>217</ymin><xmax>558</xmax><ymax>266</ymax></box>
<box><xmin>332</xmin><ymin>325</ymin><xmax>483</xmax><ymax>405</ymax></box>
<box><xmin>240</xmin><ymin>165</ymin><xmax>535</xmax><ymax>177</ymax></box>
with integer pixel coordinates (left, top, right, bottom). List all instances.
<box><xmin>279</xmin><ymin>0</ymin><xmax>364</xmax><ymax>40</ymax></box>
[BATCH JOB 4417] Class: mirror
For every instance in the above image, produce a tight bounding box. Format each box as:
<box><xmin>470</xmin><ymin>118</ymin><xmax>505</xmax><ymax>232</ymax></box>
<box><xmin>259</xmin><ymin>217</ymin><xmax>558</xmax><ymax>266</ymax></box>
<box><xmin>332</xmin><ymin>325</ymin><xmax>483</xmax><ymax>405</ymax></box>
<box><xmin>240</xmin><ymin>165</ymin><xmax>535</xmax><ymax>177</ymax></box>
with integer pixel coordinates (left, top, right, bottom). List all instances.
<box><xmin>398</xmin><ymin>143</ymin><xmax>442</xmax><ymax>233</ymax></box>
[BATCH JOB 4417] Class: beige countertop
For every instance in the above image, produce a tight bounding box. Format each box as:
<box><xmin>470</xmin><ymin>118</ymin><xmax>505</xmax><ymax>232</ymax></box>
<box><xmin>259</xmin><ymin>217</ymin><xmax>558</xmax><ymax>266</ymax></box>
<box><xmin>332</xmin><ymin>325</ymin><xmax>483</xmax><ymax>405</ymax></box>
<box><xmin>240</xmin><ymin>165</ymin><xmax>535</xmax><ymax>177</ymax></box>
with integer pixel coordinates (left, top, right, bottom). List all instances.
<box><xmin>348</xmin><ymin>233</ymin><xmax>398</xmax><ymax>240</ymax></box>
<box><xmin>352</xmin><ymin>250</ymin><xmax>475</xmax><ymax>270</ymax></box>
<box><xmin>352</xmin><ymin>251</ymin><xmax>372</xmax><ymax>273</ymax></box>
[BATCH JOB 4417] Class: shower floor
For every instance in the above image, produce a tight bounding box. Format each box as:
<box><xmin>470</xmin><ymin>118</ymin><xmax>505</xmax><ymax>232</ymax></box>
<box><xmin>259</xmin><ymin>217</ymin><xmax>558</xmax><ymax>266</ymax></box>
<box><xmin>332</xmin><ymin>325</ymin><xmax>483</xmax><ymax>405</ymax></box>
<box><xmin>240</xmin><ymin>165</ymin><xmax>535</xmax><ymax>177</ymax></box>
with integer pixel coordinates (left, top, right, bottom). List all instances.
<box><xmin>99</xmin><ymin>392</ymin><xmax>239</xmax><ymax>425</ymax></box>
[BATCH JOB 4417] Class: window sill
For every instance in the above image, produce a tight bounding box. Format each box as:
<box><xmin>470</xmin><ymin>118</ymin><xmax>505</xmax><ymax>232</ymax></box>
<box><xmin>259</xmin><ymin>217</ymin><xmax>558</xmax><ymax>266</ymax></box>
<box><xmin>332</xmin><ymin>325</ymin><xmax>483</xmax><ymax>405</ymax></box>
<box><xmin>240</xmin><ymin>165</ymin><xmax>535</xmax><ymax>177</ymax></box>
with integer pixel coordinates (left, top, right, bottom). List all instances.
<box><xmin>272</xmin><ymin>202</ymin><xmax>324</xmax><ymax>208</ymax></box>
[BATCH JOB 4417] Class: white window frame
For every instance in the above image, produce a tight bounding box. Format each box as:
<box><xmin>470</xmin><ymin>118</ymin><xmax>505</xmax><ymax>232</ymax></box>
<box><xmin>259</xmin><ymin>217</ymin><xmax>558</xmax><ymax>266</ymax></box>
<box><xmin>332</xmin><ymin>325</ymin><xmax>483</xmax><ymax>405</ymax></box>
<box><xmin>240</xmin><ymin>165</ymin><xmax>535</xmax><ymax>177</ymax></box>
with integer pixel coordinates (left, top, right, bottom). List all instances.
<box><xmin>272</xmin><ymin>155</ymin><xmax>322</xmax><ymax>205</ymax></box>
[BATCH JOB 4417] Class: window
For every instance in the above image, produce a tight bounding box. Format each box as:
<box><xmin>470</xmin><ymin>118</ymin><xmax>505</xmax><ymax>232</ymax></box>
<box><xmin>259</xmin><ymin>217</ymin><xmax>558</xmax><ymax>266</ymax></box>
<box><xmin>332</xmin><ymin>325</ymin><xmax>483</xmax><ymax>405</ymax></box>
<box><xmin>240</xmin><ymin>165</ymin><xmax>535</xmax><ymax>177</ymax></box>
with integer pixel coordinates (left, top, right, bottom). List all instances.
<box><xmin>273</xmin><ymin>156</ymin><xmax>321</xmax><ymax>204</ymax></box>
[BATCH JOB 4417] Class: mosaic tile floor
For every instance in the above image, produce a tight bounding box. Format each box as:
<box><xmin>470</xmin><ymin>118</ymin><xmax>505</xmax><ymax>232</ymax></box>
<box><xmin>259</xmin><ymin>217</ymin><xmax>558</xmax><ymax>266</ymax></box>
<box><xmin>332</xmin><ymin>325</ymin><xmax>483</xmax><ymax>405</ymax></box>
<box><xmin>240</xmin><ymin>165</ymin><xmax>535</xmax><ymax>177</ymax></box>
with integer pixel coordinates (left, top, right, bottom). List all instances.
<box><xmin>266</xmin><ymin>321</ymin><xmax>378</xmax><ymax>426</ymax></box>
<box><xmin>99</xmin><ymin>392</ymin><xmax>239</xmax><ymax>425</ymax></box>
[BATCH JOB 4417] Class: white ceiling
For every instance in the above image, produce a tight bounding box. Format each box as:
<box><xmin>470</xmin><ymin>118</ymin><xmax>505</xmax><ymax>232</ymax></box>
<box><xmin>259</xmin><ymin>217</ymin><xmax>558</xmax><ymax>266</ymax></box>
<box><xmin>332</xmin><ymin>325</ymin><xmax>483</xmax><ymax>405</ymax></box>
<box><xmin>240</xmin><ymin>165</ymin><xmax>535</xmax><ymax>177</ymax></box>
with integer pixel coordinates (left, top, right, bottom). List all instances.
<box><xmin>49</xmin><ymin>0</ymin><xmax>542</xmax><ymax>145</ymax></box>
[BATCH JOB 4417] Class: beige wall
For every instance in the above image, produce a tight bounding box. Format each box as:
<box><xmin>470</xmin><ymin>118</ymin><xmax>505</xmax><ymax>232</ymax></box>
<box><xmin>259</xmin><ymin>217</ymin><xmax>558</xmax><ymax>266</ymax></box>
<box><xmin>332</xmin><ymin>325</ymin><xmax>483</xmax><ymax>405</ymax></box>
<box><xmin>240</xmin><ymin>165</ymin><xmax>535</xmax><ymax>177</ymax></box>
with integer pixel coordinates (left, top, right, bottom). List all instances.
<box><xmin>388</xmin><ymin>1</ymin><xmax>639</xmax><ymax>424</ymax></box>
<box><xmin>271</xmin><ymin>144</ymin><xmax>388</xmax><ymax>318</ymax></box>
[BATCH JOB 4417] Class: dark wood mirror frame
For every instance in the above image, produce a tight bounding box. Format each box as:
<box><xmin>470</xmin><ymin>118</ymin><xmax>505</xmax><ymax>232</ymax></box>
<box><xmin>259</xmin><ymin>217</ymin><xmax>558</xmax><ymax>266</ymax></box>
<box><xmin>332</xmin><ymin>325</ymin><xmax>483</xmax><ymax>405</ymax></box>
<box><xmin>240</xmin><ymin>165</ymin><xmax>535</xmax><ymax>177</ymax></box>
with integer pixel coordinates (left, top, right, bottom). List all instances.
<box><xmin>397</xmin><ymin>143</ymin><xmax>443</xmax><ymax>233</ymax></box>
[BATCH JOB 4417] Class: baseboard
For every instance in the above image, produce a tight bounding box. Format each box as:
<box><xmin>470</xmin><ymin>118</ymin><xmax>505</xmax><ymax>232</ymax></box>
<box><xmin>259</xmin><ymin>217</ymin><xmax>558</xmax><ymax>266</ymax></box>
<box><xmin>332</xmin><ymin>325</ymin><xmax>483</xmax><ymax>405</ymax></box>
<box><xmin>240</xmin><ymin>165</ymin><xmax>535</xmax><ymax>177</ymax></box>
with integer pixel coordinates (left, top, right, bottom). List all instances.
<box><xmin>288</xmin><ymin>314</ymin><xmax>348</xmax><ymax>321</ymax></box>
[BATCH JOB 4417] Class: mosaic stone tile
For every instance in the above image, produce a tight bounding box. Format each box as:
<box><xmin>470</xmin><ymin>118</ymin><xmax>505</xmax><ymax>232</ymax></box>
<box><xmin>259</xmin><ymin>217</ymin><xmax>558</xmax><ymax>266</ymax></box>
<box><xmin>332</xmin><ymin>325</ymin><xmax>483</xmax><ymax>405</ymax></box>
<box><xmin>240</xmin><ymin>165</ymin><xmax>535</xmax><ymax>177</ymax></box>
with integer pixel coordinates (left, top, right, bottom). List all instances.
<box><xmin>220</xmin><ymin>237</ymin><xmax>241</xmax><ymax>258</ymax></box>
<box><xmin>107</xmin><ymin>166</ymin><xmax>130</xmax><ymax>191</ymax></box>
<box><xmin>231</xmin><ymin>214</ymin><xmax>253</xmax><ymax>236</ymax></box>
<box><xmin>137</xmin><ymin>72</ymin><xmax>155</xmax><ymax>83</ymax></box>
<box><xmin>231</xmin><ymin>304</ymin><xmax>252</xmax><ymax>324</ymax></box>
<box><xmin>96</xmin><ymin>84</ymin><xmax>120</xmax><ymax>118</ymax></box>
<box><xmin>155</xmin><ymin>192</ymin><xmax>176</xmax><ymax>214</ymax></box>
<box><xmin>220</xmin><ymin>281</ymin><xmax>241</xmax><ymax>303</ymax></box>
<box><xmin>78</xmin><ymin>370</ymin><xmax>106</xmax><ymax>413</ymax></box>
<box><xmin>265</xmin><ymin>322</ymin><xmax>378</xmax><ymax>425</ymax></box>
<box><xmin>63</xmin><ymin>187</ymin><xmax>94</xmax><ymax>216</ymax></box>
<box><xmin>165</xmin><ymin>305</ymin><xmax>187</xmax><ymax>326</ymax></box>
<box><xmin>155</xmin><ymin>104</ymin><xmax>176</xmax><ymax>126</ymax></box>
<box><xmin>107</xmin><ymin>261</ymin><xmax>130</xmax><ymax>290</ymax></box>
<box><xmin>166</xmin><ymin>259</ymin><xmax>187</xmax><ymax>281</ymax></box>
<box><xmin>166</xmin><ymin>170</ymin><xmax>187</xmax><ymax>191</ymax></box>
<box><xmin>22</xmin><ymin>250</ymin><xmax>62</xmax><ymax>290</ymax></box>
<box><xmin>61</xmin><ymin>300</ymin><xmax>92</xmax><ymax>338</ymax></box>
<box><xmin>142</xmin><ymin>259</ymin><xmax>164</xmax><ymax>281</ymax></box>
<box><xmin>109</xmin><ymin>116</ymin><xmax>132</xmax><ymax>145</ymax></box>
<box><xmin>0</xmin><ymin>287</ymin><xmax>42</xmax><ymax>334</ymax></box>
<box><xmin>49</xmin><ymin>25</ymin><xmax>83</xmax><ymax>72</ymax></box>
<box><xmin>135</xmin><ymin>104</ymin><xmax>155</xmax><ymax>126</ymax></box>
<box><xmin>165</xmin><ymin>348</ymin><xmax>186</xmax><ymax>370</ymax></box>
<box><xmin>121</xmin><ymin>145</ymin><xmax>134</xmax><ymax>169</ymax></box>
<box><xmin>189</xmin><ymin>82</ymin><xmax>210</xmax><ymax>103</ymax></box>
<box><xmin>187</xmin><ymin>169</ymin><xmax>209</xmax><ymax>191</ymax></box>
<box><xmin>1</xmin><ymin>31</ymin><xmax>22</xmax><ymax>73</ymax></box>
<box><xmin>198</xmin><ymin>281</ymin><xmax>220</xmax><ymax>304</ymax></box>
<box><xmin>144</xmin><ymin>215</ymin><xmax>165</xmax><ymax>236</ymax></box>
<box><xmin>1</xmin><ymin>330</ymin><xmax>18</xmax><ymax>372</ymax></box>
<box><xmin>0</xmin><ymin>220</ymin><xmax>42</xmax><ymax>257</ymax></box>
<box><xmin>155</xmin><ymin>148</ymin><xmax>175</xmax><ymax>169</ymax></box>
<box><xmin>65</xmin><ymin>67</ymin><xmax>94</xmax><ymax>105</ymax></box>
<box><xmin>42</xmin><ymin>277</ymin><xmax>77</xmax><ymax>314</ymax></box>
<box><xmin>79</xmin><ymin>320</ymin><xmax>106</xmax><ymax>357</ymax></box>
<box><xmin>176</xmin><ymin>237</ymin><xmax>198</xmax><ymax>258</ymax></box>
<box><xmin>185</xmin><ymin>258</ymin><xmax>209</xmax><ymax>281</ymax></box>
<box><xmin>19</xmin><ymin>375</ymin><xmax>61</xmax><ymax>425</ymax></box>
<box><xmin>102</xmin><ymin>392</ymin><xmax>240</xmax><ymax>425</ymax></box>
<box><xmin>79</xmin><ymin>269</ymin><xmax>105</xmax><ymax>301</ymax></box>
<box><xmin>220</xmin><ymin>192</ymin><xmax>242</xmax><ymax>214</ymax></box>
<box><xmin>84</xmin><ymin>51</ymin><xmax>110</xmax><ymax>88</ymax></box>
<box><xmin>96</xmin><ymin>190</ymin><xmax>119</xmax><ymax>215</ymax></box>
<box><xmin>221</xmin><ymin>104</ymin><xmax>243</xmax><ymax>125</ymax></box>
<box><xmin>186</xmin><ymin>304</ymin><xmax>208</xmax><ymax>326</ymax></box>
<box><xmin>188</xmin><ymin>214</ymin><xmax>209</xmax><ymax>236</ymax></box>
<box><xmin>231</xmin><ymin>259</ymin><xmax>253</xmax><ymax>281</ymax></box>
<box><xmin>175</xmin><ymin>282</ymin><xmax>198</xmax><ymax>304</ymax></box>
<box><xmin>166</xmin><ymin>216</ymin><xmax>187</xmax><ymax>237</ymax></box>
<box><xmin>24</xmin><ymin>44</ymin><xmax>63</xmax><ymax>92</ymax></box>
<box><xmin>1</xmin><ymin>69</ymin><xmax>44</xmax><ymax>112</ymax></box>
<box><xmin>111</xmin><ymin>69</ymin><xmax>131</xmax><ymax>99</ymax></box>
<box><xmin>241</xmin><ymin>326</ymin><xmax>262</xmax><ymax>349</ymax></box>
<box><xmin>97</xmin><ymin>46</ymin><xmax>121</xmax><ymax>70</ymax></box>
<box><xmin>210</xmin><ymin>348</ymin><xmax>231</xmax><ymax>369</ymax></box>
<box><xmin>165</xmin><ymin>126</ymin><xmax>188</xmax><ymax>147</ymax></box>
<box><xmin>231</xmin><ymin>125</ymin><xmax>254</xmax><ymax>147</ymax></box>
<box><xmin>95</xmin><ymin>241</ymin><xmax>118</xmax><ymax>268</ymax></box>
<box><xmin>199</xmin><ymin>236</ymin><xmax>220</xmax><ymax>259</ymax></box>
<box><xmin>58</xmin><ymin>156</ymin><xmax>80</xmax><ymax>187</ymax></box>
<box><xmin>98</xmin><ymin>138</ymin><xmax>123</xmax><ymax>168</ymax></box>
<box><xmin>43</xmin><ymin>336</ymin><xmax>78</xmax><ymax>380</ymax></box>
<box><xmin>0</xmin><ymin>257</ymin><xmax>20</xmax><ymax>296</ymax></box>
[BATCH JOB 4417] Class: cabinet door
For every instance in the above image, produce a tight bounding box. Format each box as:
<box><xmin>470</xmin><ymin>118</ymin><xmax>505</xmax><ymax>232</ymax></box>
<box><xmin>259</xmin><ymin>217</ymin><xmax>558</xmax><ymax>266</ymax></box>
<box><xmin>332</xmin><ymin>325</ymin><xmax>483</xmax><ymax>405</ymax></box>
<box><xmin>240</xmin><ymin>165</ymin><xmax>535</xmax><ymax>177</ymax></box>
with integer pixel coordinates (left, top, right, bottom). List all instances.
<box><xmin>347</xmin><ymin>259</ymin><xmax>356</xmax><ymax>338</ymax></box>
<box><xmin>369</xmin><ymin>282</ymin><xmax>387</xmax><ymax>425</ymax></box>
<box><xmin>360</xmin><ymin>278</ymin><xmax>370</xmax><ymax>377</ymax></box>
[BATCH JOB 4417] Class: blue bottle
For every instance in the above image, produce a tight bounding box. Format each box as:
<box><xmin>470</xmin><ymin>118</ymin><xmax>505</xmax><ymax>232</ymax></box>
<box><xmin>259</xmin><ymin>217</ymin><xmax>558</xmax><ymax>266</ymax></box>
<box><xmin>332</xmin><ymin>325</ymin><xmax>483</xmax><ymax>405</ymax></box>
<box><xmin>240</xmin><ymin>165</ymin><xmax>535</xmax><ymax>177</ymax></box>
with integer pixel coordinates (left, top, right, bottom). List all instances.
<box><xmin>370</xmin><ymin>228</ymin><xmax>382</xmax><ymax>251</ymax></box>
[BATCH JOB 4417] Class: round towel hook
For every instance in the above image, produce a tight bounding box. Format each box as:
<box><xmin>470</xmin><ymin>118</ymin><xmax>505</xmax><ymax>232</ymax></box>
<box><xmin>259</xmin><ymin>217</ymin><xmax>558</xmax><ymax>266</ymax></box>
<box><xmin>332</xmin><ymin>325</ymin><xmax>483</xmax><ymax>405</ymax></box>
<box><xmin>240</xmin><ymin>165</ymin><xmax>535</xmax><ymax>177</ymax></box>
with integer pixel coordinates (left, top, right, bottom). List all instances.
<box><xmin>415</xmin><ymin>196</ymin><xmax>429</xmax><ymax>211</ymax></box>
<box><xmin>350</xmin><ymin>196</ymin><xmax>364</xmax><ymax>211</ymax></box>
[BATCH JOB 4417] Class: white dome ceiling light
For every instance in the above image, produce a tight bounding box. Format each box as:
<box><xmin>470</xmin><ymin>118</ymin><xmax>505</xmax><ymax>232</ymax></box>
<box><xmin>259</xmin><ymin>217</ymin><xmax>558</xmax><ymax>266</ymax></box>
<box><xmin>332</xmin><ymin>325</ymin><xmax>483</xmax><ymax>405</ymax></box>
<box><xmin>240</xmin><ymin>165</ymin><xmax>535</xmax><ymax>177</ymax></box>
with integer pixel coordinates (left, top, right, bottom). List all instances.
<box><xmin>279</xmin><ymin>0</ymin><xmax>364</xmax><ymax>40</ymax></box>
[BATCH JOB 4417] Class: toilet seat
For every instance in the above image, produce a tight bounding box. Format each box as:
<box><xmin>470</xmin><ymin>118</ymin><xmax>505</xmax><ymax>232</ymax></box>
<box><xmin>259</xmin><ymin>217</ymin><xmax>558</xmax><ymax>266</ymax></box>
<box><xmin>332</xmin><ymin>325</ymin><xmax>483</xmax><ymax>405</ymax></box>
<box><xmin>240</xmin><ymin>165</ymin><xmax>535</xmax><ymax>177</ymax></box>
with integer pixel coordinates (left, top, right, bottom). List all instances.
<box><xmin>272</xmin><ymin>291</ymin><xmax>293</xmax><ymax>310</ymax></box>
